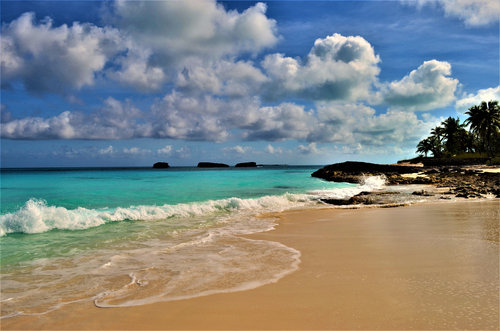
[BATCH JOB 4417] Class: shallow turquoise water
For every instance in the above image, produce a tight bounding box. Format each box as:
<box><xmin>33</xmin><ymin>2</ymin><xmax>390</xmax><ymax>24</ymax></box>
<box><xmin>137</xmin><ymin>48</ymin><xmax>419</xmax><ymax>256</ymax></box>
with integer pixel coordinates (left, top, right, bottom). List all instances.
<box><xmin>1</xmin><ymin>166</ymin><xmax>365</xmax><ymax>318</ymax></box>
<box><xmin>1</xmin><ymin>166</ymin><xmax>337</xmax><ymax>213</ymax></box>
<box><xmin>1</xmin><ymin>166</ymin><xmax>351</xmax><ymax>264</ymax></box>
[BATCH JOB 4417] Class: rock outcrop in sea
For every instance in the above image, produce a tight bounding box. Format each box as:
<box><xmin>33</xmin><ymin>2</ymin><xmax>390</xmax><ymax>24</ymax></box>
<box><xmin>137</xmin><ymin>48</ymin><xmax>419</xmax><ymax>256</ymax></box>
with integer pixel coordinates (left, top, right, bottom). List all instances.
<box><xmin>235</xmin><ymin>162</ymin><xmax>257</xmax><ymax>168</ymax></box>
<box><xmin>153</xmin><ymin>162</ymin><xmax>170</xmax><ymax>169</ymax></box>
<box><xmin>197</xmin><ymin>162</ymin><xmax>230</xmax><ymax>168</ymax></box>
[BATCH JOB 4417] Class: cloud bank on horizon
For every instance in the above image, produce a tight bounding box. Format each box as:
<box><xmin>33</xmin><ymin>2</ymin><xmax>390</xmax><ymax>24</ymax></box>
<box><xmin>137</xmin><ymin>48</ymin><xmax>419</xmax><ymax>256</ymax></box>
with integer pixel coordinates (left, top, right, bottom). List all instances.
<box><xmin>1</xmin><ymin>0</ymin><xmax>499</xmax><ymax>166</ymax></box>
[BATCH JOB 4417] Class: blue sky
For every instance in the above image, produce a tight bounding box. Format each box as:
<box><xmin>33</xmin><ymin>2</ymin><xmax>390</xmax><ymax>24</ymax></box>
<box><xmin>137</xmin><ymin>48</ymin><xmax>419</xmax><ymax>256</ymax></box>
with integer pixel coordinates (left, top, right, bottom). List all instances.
<box><xmin>1</xmin><ymin>0</ymin><xmax>499</xmax><ymax>167</ymax></box>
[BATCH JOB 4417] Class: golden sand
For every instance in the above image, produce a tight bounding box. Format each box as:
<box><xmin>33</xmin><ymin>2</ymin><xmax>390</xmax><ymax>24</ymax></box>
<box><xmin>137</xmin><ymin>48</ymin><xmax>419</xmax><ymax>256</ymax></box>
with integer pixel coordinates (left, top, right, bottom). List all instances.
<box><xmin>2</xmin><ymin>200</ymin><xmax>499</xmax><ymax>330</ymax></box>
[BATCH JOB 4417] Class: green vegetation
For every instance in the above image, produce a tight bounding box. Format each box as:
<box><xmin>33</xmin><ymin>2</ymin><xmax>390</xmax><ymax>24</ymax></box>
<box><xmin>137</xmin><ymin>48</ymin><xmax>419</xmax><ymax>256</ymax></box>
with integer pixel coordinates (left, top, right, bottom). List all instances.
<box><xmin>416</xmin><ymin>101</ymin><xmax>500</xmax><ymax>158</ymax></box>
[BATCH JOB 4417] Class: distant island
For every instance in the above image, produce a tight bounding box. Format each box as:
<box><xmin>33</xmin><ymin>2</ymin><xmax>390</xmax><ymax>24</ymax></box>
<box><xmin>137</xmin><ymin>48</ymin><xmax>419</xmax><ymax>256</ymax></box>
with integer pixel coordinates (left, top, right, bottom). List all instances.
<box><xmin>235</xmin><ymin>162</ymin><xmax>257</xmax><ymax>167</ymax></box>
<box><xmin>197</xmin><ymin>162</ymin><xmax>230</xmax><ymax>168</ymax></box>
<box><xmin>152</xmin><ymin>162</ymin><xmax>170</xmax><ymax>169</ymax></box>
<box><xmin>153</xmin><ymin>162</ymin><xmax>258</xmax><ymax>168</ymax></box>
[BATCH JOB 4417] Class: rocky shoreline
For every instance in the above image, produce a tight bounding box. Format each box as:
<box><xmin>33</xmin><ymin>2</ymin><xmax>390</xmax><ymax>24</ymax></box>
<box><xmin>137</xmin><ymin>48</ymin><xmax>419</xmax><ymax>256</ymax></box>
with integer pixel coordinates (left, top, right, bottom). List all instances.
<box><xmin>312</xmin><ymin>161</ymin><xmax>500</xmax><ymax>206</ymax></box>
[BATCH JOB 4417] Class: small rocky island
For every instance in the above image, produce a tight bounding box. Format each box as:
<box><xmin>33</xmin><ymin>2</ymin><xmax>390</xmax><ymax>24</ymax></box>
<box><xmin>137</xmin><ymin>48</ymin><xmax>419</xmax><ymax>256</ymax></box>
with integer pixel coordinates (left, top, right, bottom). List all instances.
<box><xmin>197</xmin><ymin>162</ymin><xmax>230</xmax><ymax>168</ymax></box>
<box><xmin>152</xmin><ymin>162</ymin><xmax>170</xmax><ymax>169</ymax></box>
<box><xmin>235</xmin><ymin>162</ymin><xmax>257</xmax><ymax>167</ymax></box>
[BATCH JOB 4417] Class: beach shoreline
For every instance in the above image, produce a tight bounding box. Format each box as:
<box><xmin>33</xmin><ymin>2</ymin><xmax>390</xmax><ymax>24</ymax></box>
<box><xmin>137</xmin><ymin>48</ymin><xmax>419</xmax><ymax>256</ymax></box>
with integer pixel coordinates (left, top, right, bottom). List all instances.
<box><xmin>2</xmin><ymin>198</ymin><xmax>498</xmax><ymax>330</ymax></box>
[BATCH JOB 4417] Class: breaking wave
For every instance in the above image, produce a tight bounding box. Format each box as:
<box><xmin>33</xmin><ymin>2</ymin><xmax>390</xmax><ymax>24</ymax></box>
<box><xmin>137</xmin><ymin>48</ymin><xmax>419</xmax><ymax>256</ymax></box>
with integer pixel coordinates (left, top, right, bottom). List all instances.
<box><xmin>0</xmin><ymin>176</ymin><xmax>386</xmax><ymax>236</ymax></box>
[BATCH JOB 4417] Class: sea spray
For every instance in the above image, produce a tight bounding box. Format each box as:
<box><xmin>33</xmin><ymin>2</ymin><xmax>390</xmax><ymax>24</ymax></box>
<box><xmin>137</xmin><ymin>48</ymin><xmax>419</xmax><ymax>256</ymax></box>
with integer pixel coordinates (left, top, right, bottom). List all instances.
<box><xmin>308</xmin><ymin>175</ymin><xmax>386</xmax><ymax>200</ymax></box>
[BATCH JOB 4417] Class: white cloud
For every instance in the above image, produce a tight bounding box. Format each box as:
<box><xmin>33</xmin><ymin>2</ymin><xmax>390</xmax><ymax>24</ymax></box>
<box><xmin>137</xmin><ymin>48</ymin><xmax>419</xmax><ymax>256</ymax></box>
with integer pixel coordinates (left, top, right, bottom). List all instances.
<box><xmin>223</xmin><ymin>145</ymin><xmax>252</xmax><ymax>154</ymax></box>
<box><xmin>455</xmin><ymin>86</ymin><xmax>500</xmax><ymax>112</ymax></box>
<box><xmin>114</xmin><ymin>0</ymin><xmax>278</xmax><ymax>63</ymax></box>
<box><xmin>157</xmin><ymin>145</ymin><xmax>173</xmax><ymax>155</ymax></box>
<box><xmin>108</xmin><ymin>46</ymin><xmax>166</xmax><ymax>92</ymax></box>
<box><xmin>176</xmin><ymin>59</ymin><xmax>269</xmax><ymax>97</ymax></box>
<box><xmin>265</xmin><ymin>144</ymin><xmax>282</xmax><ymax>154</ymax></box>
<box><xmin>381</xmin><ymin>60</ymin><xmax>458</xmax><ymax>111</ymax></box>
<box><xmin>415</xmin><ymin>0</ymin><xmax>500</xmax><ymax>26</ymax></box>
<box><xmin>297</xmin><ymin>142</ymin><xmax>321</xmax><ymax>154</ymax></box>
<box><xmin>150</xmin><ymin>91</ymin><xmax>230</xmax><ymax>142</ymax></box>
<box><xmin>241</xmin><ymin>103</ymin><xmax>317</xmax><ymax>141</ymax></box>
<box><xmin>122</xmin><ymin>147</ymin><xmax>151</xmax><ymax>155</ymax></box>
<box><xmin>0</xmin><ymin>97</ymin><xmax>150</xmax><ymax>139</ymax></box>
<box><xmin>1</xmin><ymin>87</ymin><xmax>441</xmax><ymax>158</ymax></box>
<box><xmin>307</xmin><ymin>101</ymin><xmax>438</xmax><ymax>148</ymax></box>
<box><xmin>98</xmin><ymin>145</ymin><xmax>114</xmax><ymax>155</ymax></box>
<box><xmin>1</xmin><ymin>12</ymin><xmax>124</xmax><ymax>93</ymax></box>
<box><xmin>1</xmin><ymin>1</ymin><xmax>278</xmax><ymax>94</ymax></box>
<box><xmin>262</xmin><ymin>33</ymin><xmax>380</xmax><ymax>101</ymax></box>
<box><xmin>353</xmin><ymin>111</ymin><xmax>436</xmax><ymax>147</ymax></box>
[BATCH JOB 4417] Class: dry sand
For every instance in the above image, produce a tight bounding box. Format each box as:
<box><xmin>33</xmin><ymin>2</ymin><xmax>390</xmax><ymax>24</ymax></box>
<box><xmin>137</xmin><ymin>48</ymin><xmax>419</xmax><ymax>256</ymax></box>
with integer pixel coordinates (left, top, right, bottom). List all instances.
<box><xmin>2</xmin><ymin>200</ymin><xmax>499</xmax><ymax>330</ymax></box>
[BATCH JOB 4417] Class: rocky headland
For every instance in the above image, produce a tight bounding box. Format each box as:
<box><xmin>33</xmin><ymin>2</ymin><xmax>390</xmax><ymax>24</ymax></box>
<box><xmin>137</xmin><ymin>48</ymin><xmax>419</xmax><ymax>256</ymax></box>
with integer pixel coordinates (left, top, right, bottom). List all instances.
<box><xmin>313</xmin><ymin>161</ymin><xmax>500</xmax><ymax>206</ymax></box>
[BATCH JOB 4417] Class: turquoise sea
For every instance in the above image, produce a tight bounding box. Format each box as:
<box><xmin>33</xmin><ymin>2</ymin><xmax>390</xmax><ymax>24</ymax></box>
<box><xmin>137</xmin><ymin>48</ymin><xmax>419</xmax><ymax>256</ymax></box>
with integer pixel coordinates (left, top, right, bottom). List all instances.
<box><xmin>0</xmin><ymin>166</ymin><xmax>383</xmax><ymax>318</ymax></box>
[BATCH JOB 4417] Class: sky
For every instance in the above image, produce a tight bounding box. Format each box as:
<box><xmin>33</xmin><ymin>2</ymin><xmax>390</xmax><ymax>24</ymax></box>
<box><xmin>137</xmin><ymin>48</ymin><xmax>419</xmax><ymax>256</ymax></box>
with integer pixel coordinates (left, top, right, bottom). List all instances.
<box><xmin>1</xmin><ymin>0</ymin><xmax>499</xmax><ymax>167</ymax></box>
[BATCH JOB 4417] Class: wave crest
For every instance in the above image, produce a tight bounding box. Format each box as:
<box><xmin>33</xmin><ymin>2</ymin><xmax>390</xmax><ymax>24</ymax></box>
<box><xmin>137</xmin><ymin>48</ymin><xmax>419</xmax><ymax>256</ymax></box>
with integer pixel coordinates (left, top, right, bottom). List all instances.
<box><xmin>0</xmin><ymin>176</ymin><xmax>386</xmax><ymax>236</ymax></box>
<box><xmin>0</xmin><ymin>194</ymin><xmax>310</xmax><ymax>236</ymax></box>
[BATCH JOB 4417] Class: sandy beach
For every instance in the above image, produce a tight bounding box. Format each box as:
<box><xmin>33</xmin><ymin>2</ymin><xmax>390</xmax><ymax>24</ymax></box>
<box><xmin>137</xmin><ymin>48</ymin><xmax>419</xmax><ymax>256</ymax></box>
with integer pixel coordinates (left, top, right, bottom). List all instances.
<box><xmin>2</xmin><ymin>199</ymin><xmax>499</xmax><ymax>330</ymax></box>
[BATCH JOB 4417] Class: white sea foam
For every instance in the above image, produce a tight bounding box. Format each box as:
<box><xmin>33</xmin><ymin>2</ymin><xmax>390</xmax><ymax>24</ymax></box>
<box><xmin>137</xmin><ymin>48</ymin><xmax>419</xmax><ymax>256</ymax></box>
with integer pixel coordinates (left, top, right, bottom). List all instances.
<box><xmin>0</xmin><ymin>194</ymin><xmax>305</xmax><ymax>236</ymax></box>
<box><xmin>308</xmin><ymin>175</ymin><xmax>386</xmax><ymax>199</ymax></box>
<box><xmin>0</xmin><ymin>176</ymin><xmax>386</xmax><ymax>236</ymax></box>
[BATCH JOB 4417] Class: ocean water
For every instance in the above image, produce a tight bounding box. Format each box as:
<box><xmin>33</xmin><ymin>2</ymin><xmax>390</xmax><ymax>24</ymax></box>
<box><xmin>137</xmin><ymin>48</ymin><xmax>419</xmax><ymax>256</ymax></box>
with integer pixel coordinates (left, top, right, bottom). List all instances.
<box><xmin>0</xmin><ymin>166</ymin><xmax>384</xmax><ymax>318</ymax></box>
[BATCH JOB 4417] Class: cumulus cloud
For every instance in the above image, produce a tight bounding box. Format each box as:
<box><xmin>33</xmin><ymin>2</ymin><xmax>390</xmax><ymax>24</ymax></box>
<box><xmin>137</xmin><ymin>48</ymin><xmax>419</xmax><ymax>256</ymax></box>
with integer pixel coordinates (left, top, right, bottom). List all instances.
<box><xmin>353</xmin><ymin>111</ymin><xmax>435</xmax><ymax>147</ymax></box>
<box><xmin>157</xmin><ymin>145</ymin><xmax>173</xmax><ymax>155</ymax></box>
<box><xmin>265</xmin><ymin>144</ymin><xmax>283</xmax><ymax>154</ymax></box>
<box><xmin>262</xmin><ymin>33</ymin><xmax>380</xmax><ymax>101</ymax></box>
<box><xmin>114</xmin><ymin>0</ymin><xmax>278</xmax><ymax>63</ymax></box>
<box><xmin>223</xmin><ymin>145</ymin><xmax>252</xmax><ymax>154</ymax></box>
<box><xmin>297</xmin><ymin>143</ymin><xmax>321</xmax><ymax>154</ymax></box>
<box><xmin>176</xmin><ymin>59</ymin><xmax>268</xmax><ymax>97</ymax></box>
<box><xmin>414</xmin><ymin>0</ymin><xmax>500</xmax><ymax>26</ymax></box>
<box><xmin>123</xmin><ymin>147</ymin><xmax>151</xmax><ymax>155</ymax></box>
<box><xmin>381</xmin><ymin>60</ymin><xmax>458</xmax><ymax>111</ymax></box>
<box><xmin>455</xmin><ymin>86</ymin><xmax>500</xmax><ymax>112</ymax></box>
<box><xmin>98</xmin><ymin>145</ymin><xmax>114</xmax><ymax>155</ymax></box>
<box><xmin>241</xmin><ymin>103</ymin><xmax>317</xmax><ymax>141</ymax></box>
<box><xmin>1</xmin><ymin>1</ymin><xmax>278</xmax><ymax>94</ymax></box>
<box><xmin>1</xmin><ymin>90</ymin><xmax>439</xmax><ymax>157</ymax></box>
<box><xmin>108</xmin><ymin>46</ymin><xmax>166</xmax><ymax>92</ymax></box>
<box><xmin>150</xmin><ymin>91</ymin><xmax>230</xmax><ymax>142</ymax></box>
<box><xmin>1</xmin><ymin>97</ymin><xmax>150</xmax><ymax>139</ymax></box>
<box><xmin>1</xmin><ymin>12</ymin><xmax>124</xmax><ymax>93</ymax></box>
<box><xmin>308</xmin><ymin>102</ymin><xmax>437</xmax><ymax>148</ymax></box>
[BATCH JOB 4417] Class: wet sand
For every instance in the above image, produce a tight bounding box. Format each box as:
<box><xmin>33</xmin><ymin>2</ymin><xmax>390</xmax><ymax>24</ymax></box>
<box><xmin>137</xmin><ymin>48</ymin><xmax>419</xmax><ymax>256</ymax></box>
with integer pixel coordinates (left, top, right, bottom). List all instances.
<box><xmin>2</xmin><ymin>200</ymin><xmax>499</xmax><ymax>330</ymax></box>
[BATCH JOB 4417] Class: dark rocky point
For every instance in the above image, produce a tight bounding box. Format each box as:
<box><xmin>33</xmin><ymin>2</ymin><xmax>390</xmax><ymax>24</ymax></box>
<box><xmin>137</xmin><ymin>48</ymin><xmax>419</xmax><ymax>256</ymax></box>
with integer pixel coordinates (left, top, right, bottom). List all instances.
<box><xmin>320</xmin><ymin>191</ymin><xmax>407</xmax><ymax>207</ymax></box>
<box><xmin>235</xmin><ymin>162</ymin><xmax>257</xmax><ymax>168</ymax></box>
<box><xmin>197</xmin><ymin>162</ymin><xmax>230</xmax><ymax>168</ymax></box>
<box><xmin>153</xmin><ymin>162</ymin><xmax>170</xmax><ymax>169</ymax></box>
<box><xmin>311</xmin><ymin>161</ymin><xmax>421</xmax><ymax>184</ymax></box>
<box><xmin>313</xmin><ymin>161</ymin><xmax>500</xmax><ymax>201</ymax></box>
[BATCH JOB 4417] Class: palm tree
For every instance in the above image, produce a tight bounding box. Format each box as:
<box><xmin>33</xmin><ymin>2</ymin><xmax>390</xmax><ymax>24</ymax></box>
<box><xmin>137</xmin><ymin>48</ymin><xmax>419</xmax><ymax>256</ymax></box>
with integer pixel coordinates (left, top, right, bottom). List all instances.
<box><xmin>428</xmin><ymin>125</ymin><xmax>444</xmax><ymax>157</ymax></box>
<box><xmin>441</xmin><ymin>117</ymin><xmax>467</xmax><ymax>155</ymax></box>
<box><xmin>417</xmin><ymin>138</ymin><xmax>432</xmax><ymax>157</ymax></box>
<box><xmin>465</xmin><ymin>100</ymin><xmax>500</xmax><ymax>156</ymax></box>
<box><xmin>417</xmin><ymin>136</ymin><xmax>441</xmax><ymax>157</ymax></box>
<box><xmin>430</xmin><ymin>125</ymin><xmax>444</xmax><ymax>144</ymax></box>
